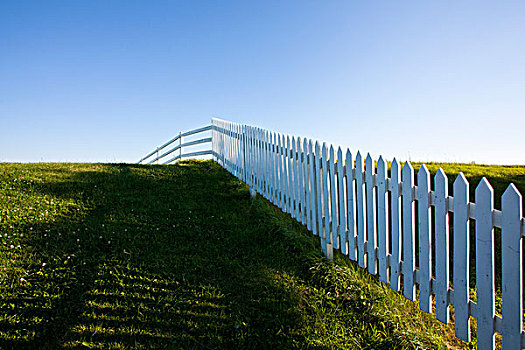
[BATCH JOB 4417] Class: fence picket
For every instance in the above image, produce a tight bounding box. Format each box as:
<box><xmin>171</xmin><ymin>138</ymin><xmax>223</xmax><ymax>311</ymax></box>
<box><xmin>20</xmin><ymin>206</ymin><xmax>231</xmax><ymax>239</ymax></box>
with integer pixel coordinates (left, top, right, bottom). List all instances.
<box><xmin>322</xmin><ymin>144</ymin><xmax>331</xmax><ymax>251</ymax></box>
<box><xmin>276</xmin><ymin>134</ymin><xmax>284</xmax><ymax>209</ymax></box>
<box><xmin>476</xmin><ymin>178</ymin><xmax>495</xmax><ymax>350</ymax></box>
<box><xmin>366</xmin><ymin>153</ymin><xmax>377</xmax><ymax>274</ymax></box>
<box><xmin>272</xmin><ymin>132</ymin><xmax>278</xmax><ymax>204</ymax></box>
<box><xmin>417</xmin><ymin>165</ymin><xmax>432</xmax><ymax>313</ymax></box>
<box><xmin>434</xmin><ymin>168</ymin><xmax>449</xmax><ymax>323</ymax></box>
<box><xmin>282</xmin><ymin>134</ymin><xmax>288</xmax><ymax>210</ymax></box>
<box><xmin>390</xmin><ymin>159</ymin><xmax>401</xmax><ymax>292</ymax></box>
<box><xmin>255</xmin><ymin>128</ymin><xmax>260</xmax><ymax>192</ymax></box>
<box><xmin>302</xmin><ymin>139</ymin><xmax>309</xmax><ymax>226</ymax></box>
<box><xmin>261</xmin><ymin>129</ymin><xmax>266</xmax><ymax>197</ymax></box>
<box><xmin>337</xmin><ymin>147</ymin><xmax>347</xmax><ymax>256</ymax></box>
<box><xmin>291</xmin><ymin>137</ymin><xmax>299</xmax><ymax>220</ymax></box>
<box><xmin>377</xmin><ymin>156</ymin><xmax>388</xmax><ymax>283</ymax></box>
<box><xmin>402</xmin><ymin>162</ymin><xmax>415</xmax><ymax>301</ymax></box>
<box><xmin>329</xmin><ymin>146</ymin><xmax>338</xmax><ymax>250</ymax></box>
<box><xmin>501</xmin><ymin>184</ymin><xmax>523</xmax><ymax>349</ymax></box>
<box><xmin>346</xmin><ymin>150</ymin><xmax>356</xmax><ymax>260</ymax></box>
<box><xmin>308</xmin><ymin>140</ymin><xmax>316</xmax><ymax>234</ymax></box>
<box><xmin>453</xmin><ymin>173</ymin><xmax>471</xmax><ymax>342</ymax></box>
<box><xmin>315</xmin><ymin>141</ymin><xmax>324</xmax><ymax>250</ymax></box>
<box><xmin>356</xmin><ymin>152</ymin><xmax>366</xmax><ymax>268</ymax></box>
<box><xmin>286</xmin><ymin>136</ymin><xmax>293</xmax><ymax>215</ymax></box>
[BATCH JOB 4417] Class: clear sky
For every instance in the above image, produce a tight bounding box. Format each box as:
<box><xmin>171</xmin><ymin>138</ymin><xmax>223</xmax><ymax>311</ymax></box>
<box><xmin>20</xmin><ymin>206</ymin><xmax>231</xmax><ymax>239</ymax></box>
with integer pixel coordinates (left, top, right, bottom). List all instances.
<box><xmin>1</xmin><ymin>1</ymin><xmax>524</xmax><ymax>164</ymax></box>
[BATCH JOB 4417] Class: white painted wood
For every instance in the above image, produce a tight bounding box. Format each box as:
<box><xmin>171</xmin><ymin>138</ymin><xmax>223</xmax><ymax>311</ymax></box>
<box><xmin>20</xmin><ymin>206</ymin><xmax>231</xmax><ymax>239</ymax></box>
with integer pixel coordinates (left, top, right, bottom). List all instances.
<box><xmin>322</xmin><ymin>143</ymin><xmax>331</xmax><ymax>248</ymax></box>
<box><xmin>302</xmin><ymin>138</ymin><xmax>309</xmax><ymax>226</ymax></box>
<box><xmin>237</xmin><ymin>123</ymin><xmax>241</xmax><ymax>176</ymax></box>
<box><xmin>279</xmin><ymin>134</ymin><xmax>287</xmax><ymax>212</ymax></box>
<box><xmin>272</xmin><ymin>132</ymin><xmax>278</xmax><ymax>205</ymax></box>
<box><xmin>286</xmin><ymin>135</ymin><xmax>293</xmax><ymax>214</ymax></box>
<box><xmin>308</xmin><ymin>140</ymin><xmax>317</xmax><ymax>234</ymax></box>
<box><xmin>315</xmin><ymin>141</ymin><xmax>324</xmax><ymax>248</ymax></box>
<box><xmin>417</xmin><ymin>164</ymin><xmax>432</xmax><ymax>313</ymax></box>
<box><xmin>248</xmin><ymin>126</ymin><xmax>253</xmax><ymax>188</ymax></box>
<box><xmin>346</xmin><ymin>149</ymin><xmax>357</xmax><ymax>261</ymax></box>
<box><xmin>259</xmin><ymin>128</ymin><xmax>264</xmax><ymax>196</ymax></box>
<box><xmin>231</xmin><ymin>123</ymin><xmax>236</xmax><ymax>176</ymax></box>
<box><xmin>296</xmin><ymin>137</ymin><xmax>302</xmax><ymax>221</ymax></box>
<box><xmin>245</xmin><ymin>126</ymin><xmax>251</xmax><ymax>187</ymax></box>
<box><xmin>376</xmin><ymin>156</ymin><xmax>388</xmax><ymax>283</ymax></box>
<box><xmin>329</xmin><ymin>146</ymin><xmax>338</xmax><ymax>250</ymax></box>
<box><xmin>356</xmin><ymin>152</ymin><xmax>366</xmax><ymax>268</ymax></box>
<box><xmin>243</xmin><ymin>125</ymin><xmax>248</xmax><ymax>182</ymax></box>
<box><xmin>289</xmin><ymin>136</ymin><xmax>296</xmax><ymax>218</ymax></box>
<box><xmin>263</xmin><ymin>129</ymin><xmax>269</xmax><ymax>199</ymax></box>
<box><xmin>434</xmin><ymin>168</ymin><xmax>449</xmax><ymax>323</ymax></box>
<box><xmin>365</xmin><ymin>153</ymin><xmax>377</xmax><ymax>274</ymax></box>
<box><xmin>278</xmin><ymin>133</ymin><xmax>284</xmax><ymax>209</ymax></box>
<box><xmin>453</xmin><ymin>173</ymin><xmax>471</xmax><ymax>342</ymax></box>
<box><xmin>475</xmin><ymin>178</ymin><xmax>495</xmax><ymax>350</ymax></box>
<box><xmin>390</xmin><ymin>159</ymin><xmax>402</xmax><ymax>292</ymax></box>
<box><xmin>402</xmin><ymin>162</ymin><xmax>415</xmax><ymax>301</ymax></box>
<box><xmin>233</xmin><ymin>123</ymin><xmax>238</xmax><ymax>177</ymax></box>
<box><xmin>255</xmin><ymin>127</ymin><xmax>260</xmax><ymax>187</ymax></box>
<box><xmin>267</xmin><ymin>131</ymin><xmax>273</xmax><ymax>202</ymax></box>
<box><xmin>501</xmin><ymin>184</ymin><xmax>523</xmax><ymax>349</ymax></box>
<box><xmin>337</xmin><ymin>147</ymin><xmax>347</xmax><ymax>256</ymax></box>
<box><xmin>292</xmin><ymin>137</ymin><xmax>300</xmax><ymax>220</ymax></box>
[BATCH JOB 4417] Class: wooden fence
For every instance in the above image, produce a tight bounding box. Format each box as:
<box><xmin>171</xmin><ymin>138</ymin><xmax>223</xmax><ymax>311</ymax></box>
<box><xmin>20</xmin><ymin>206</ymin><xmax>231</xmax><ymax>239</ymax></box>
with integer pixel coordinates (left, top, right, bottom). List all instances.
<box><xmin>138</xmin><ymin>125</ymin><xmax>212</xmax><ymax>164</ymax></box>
<box><xmin>211</xmin><ymin>117</ymin><xmax>525</xmax><ymax>350</ymax></box>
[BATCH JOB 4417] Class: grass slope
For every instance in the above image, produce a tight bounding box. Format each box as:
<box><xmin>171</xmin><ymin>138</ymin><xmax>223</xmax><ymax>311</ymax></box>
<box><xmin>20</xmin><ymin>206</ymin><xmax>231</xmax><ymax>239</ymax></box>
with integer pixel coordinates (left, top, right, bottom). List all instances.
<box><xmin>0</xmin><ymin>161</ymin><xmax>523</xmax><ymax>349</ymax></box>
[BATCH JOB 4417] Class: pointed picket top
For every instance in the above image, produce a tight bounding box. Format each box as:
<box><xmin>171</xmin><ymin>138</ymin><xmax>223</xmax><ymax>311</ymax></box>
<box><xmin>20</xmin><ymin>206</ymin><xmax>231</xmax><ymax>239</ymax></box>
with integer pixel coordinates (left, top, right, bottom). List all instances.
<box><xmin>346</xmin><ymin>149</ymin><xmax>352</xmax><ymax>167</ymax></box>
<box><xmin>454</xmin><ymin>172</ymin><xmax>468</xmax><ymax>188</ymax></box>
<box><xmin>329</xmin><ymin>145</ymin><xmax>335</xmax><ymax>161</ymax></box>
<box><xmin>303</xmin><ymin>138</ymin><xmax>308</xmax><ymax>155</ymax></box>
<box><xmin>402</xmin><ymin>160</ymin><xmax>414</xmax><ymax>172</ymax></box>
<box><xmin>315</xmin><ymin>140</ymin><xmax>320</xmax><ymax>155</ymax></box>
<box><xmin>475</xmin><ymin>177</ymin><xmax>494</xmax><ymax>197</ymax></box>
<box><xmin>377</xmin><ymin>156</ymin><xmax>386</xmax><ymax>174</ymax></box>
<box><xmin>308</xmin><ymin>139</ymin><xmax>313</xmax><ymax>152</ymax></box>
<box><xmin>435</xmin><ymin>168</ymin><xmax>447</xmax><ymax>184</ymax></box>
<box><xmin>365</xmin><ymin>153</ymin><xmax>373</xmax><ymax>170</ymax></box>
<box><xmin>402</xmin><ymin>161</ymin><xmax>414</xmax><ymax>183</ymax></box>
<box><xmin>502</xmin><ymin>183</ymin><xmax>521</xmax><ymax>205</ymax></box>
<box><xmin>337</xmin><ymin>147</ymin><xmax>343</xmax><ymax>164</ymax></box>
<box><xmin>322</xmin><ymin>142</ymin><xmax>328</xmax><ymax>158</ymax></box>
<box><xmin>356</xmin><ymin>151</ymin><xmax>362</xmax><ymax>165</ymax></box>
<box><xmin>391</xmin><ymin>157</ymin><xmax>399</xmax><ymax>173</ymax></box>
<box><xmin>418</xmin><ymin>163</ymin><xmax>430</xmax><ymax>177</ymax></box>
<box><xmin>418</xmin><ymin>164</ymin><xmax>430</xmax><ymax>191</ymax></box>
<box><xmin>501</xmin><ymin>182</ymin><xmax>523</xmax><ymax>349</ymax></box>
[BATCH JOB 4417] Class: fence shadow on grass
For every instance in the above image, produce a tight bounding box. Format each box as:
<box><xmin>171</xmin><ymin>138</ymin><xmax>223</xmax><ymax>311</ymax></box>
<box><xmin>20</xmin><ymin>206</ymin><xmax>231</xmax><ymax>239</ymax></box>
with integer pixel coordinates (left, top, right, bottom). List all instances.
<box><xmin>0</xmin><ymin>161</ymin><xmax>328</xmax><ymax>349</ymax></box>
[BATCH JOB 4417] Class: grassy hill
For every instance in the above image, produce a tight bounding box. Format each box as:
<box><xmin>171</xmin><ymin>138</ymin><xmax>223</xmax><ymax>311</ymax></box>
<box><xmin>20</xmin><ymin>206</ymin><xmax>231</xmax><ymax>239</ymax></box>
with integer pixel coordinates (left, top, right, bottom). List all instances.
<box><xmin>0</xmin><ymin>161</ymin><xmax>523</xmax><ymax>349</ymax></box>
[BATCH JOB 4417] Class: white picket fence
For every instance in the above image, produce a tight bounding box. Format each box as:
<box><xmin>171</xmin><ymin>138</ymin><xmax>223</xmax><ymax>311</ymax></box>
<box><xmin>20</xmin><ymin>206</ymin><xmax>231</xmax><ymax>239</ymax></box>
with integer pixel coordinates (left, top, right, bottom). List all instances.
<box><xmin>211</xmin><ymin>117</ymin><xmax>525</xmax><ymax>349</ymax></box>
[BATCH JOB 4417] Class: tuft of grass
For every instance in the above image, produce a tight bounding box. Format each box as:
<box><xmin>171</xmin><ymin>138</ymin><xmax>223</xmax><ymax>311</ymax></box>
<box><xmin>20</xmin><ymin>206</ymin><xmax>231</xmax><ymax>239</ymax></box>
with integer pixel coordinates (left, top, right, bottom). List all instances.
<box><xmin>0</xmin><ymin>160</ymin><xmax>523</xmax><ymax>349</ymax></box>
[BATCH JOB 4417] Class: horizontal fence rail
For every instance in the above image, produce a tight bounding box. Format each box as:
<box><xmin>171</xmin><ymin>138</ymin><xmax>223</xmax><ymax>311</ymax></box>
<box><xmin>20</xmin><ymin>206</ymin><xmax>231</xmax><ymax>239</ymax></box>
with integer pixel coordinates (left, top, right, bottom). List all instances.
<box><xmin>138</xmin><ymin>125</ymin><xmax>212</xmax><ymax>164</ymax></box>
<box><xmin>211</xmin><ymin>117</ymin><xmax>525</xmax><ymax>350</ymax></box>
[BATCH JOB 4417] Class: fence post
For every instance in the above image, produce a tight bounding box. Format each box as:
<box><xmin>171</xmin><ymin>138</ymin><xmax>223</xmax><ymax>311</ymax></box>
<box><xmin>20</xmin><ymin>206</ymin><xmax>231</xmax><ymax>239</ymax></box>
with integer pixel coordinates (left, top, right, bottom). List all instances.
<box><xmin>179</xmin><ymin>131</ymin><xmax>182</xmax><ymax>162</ymax></box>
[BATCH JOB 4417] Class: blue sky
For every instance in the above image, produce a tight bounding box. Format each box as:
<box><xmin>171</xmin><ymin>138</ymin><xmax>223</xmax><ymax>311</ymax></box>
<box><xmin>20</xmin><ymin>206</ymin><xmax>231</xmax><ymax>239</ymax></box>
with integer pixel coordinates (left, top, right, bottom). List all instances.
<box><xmin>1</xmin><ymin>1</ymin><xmax>524</xmax><ymax>164</ymax></box>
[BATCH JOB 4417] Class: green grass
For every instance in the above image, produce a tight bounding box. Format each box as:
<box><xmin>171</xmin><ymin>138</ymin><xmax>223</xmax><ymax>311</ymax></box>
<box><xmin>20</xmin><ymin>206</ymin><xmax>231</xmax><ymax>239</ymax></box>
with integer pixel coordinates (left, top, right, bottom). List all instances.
<box><xmin>0</xmin><ymin>160</ymin><xmax>523</xmax><ymax>349</ymax></box>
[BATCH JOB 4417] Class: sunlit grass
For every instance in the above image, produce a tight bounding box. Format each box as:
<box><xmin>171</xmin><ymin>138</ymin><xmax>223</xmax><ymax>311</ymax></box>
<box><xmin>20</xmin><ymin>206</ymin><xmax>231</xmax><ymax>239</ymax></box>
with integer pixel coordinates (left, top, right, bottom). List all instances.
<box><xmin>0</xmin><ymin>160</ymin><xmax>523</xmax><ymax>349</ymax></box>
